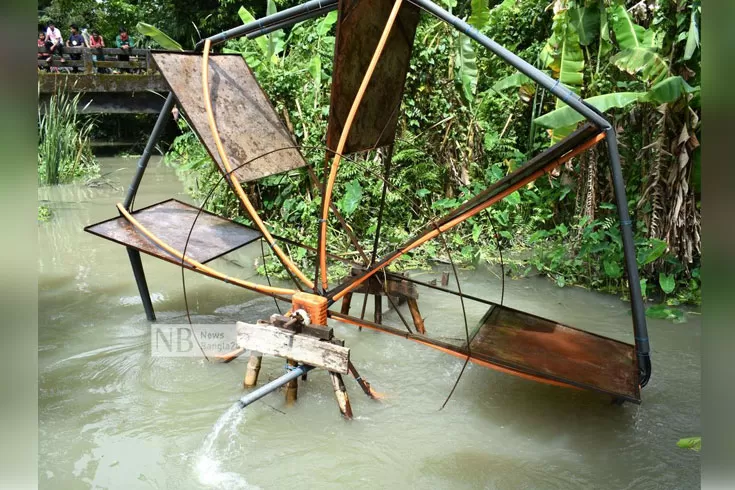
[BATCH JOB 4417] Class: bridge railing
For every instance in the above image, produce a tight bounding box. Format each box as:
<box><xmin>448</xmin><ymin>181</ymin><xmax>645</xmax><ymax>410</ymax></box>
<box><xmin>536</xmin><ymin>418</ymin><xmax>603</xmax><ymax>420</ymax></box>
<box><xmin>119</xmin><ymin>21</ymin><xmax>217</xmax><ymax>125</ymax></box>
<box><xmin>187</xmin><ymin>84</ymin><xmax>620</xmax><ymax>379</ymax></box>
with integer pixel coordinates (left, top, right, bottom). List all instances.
<box><xmin>38</xmin><ymin>47</ymin><xmax>156</xmax><ymax>73</ymax></box>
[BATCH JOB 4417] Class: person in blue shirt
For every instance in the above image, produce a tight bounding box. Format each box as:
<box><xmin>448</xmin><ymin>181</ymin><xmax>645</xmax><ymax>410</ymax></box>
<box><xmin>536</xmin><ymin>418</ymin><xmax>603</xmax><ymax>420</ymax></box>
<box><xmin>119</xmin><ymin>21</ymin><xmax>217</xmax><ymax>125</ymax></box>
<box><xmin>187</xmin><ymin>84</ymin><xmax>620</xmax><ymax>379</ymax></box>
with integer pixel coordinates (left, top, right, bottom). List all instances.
<box><xmin>66</xmin><ymin>24</ymin><xmax>87</xmax><ymax>72</ymax></box>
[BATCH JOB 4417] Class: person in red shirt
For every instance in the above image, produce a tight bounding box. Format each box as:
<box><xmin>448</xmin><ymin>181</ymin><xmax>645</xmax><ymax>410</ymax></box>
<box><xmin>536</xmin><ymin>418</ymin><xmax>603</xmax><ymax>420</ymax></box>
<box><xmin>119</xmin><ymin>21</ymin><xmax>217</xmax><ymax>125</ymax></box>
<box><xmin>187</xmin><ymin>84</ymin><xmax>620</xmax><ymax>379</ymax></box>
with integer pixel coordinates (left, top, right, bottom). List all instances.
<box><xmin>89</xmin><ymin>30</ymin><xmax>105</xmax><ymax>48</ymax></box>
<box><xmin>88</xmin><ymin>29</ymin><xmax>106</xmax><ymax>72</ymax></box>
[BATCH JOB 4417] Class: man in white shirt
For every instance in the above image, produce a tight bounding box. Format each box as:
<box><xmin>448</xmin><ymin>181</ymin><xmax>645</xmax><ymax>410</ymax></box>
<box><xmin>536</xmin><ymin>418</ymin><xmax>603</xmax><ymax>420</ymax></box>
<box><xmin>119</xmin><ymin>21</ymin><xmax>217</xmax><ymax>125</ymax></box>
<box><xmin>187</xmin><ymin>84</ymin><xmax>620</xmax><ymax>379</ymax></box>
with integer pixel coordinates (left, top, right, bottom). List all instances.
<box><xmin>44</xmin><ymin>21</ymin><xmax>65</xmax><ymax>63</ymax></box>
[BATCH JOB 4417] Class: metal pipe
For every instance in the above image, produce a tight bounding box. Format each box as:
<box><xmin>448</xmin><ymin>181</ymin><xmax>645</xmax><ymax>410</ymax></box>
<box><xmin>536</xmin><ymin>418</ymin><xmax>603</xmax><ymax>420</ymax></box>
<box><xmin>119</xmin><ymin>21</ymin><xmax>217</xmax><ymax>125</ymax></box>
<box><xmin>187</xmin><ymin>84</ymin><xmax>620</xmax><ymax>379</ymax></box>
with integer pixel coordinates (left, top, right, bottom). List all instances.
<box><xmin>245</xmin><ymin>6</ymin><xmax>338</xmax><ymax>39</ymax></box>
<box><xmin>407</xmin><ymin>0</ymin><xmax>610</xmax><ymax>130</ymax></box>
<box><xmin>604</xmin><ymin>130</ymin><xmax>651</xmax><ymax>386</ymax></box>
<box><xmin>127</xmin><ymin>248</ymin><xmax>156</xmax><ymax>321</ymax></box>
<box><xmin>196</xmin><ymin>0</ymin><xmax>338</xmax><ymax>50</ymax></box>
<box><xmin>123</xmin><ymin>93</ymin><xmax>176</xmax><ymax>210</ymax></box>
<box><xmin>238</xmin><ymin>364</ymin><xmax>314</xmax><ymax>409</ymax></box>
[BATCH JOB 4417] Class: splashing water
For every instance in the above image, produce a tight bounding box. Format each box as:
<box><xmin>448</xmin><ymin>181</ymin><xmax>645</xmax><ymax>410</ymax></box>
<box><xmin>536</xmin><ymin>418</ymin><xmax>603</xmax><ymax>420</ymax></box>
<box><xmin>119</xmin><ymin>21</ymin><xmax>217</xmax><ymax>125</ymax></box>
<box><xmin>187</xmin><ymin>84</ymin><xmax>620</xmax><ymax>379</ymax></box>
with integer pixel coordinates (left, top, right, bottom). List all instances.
<box><xmin>195</xmin><ymin>403</ymin><xmax>257</xmax><ymax>489</ymax></box>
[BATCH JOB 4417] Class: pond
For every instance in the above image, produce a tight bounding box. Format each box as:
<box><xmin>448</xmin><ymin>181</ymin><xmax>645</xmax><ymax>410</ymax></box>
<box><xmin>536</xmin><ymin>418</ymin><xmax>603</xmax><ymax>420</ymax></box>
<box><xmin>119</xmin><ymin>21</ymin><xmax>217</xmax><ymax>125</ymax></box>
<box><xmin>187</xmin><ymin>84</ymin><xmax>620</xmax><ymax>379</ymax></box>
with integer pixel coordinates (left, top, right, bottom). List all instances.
<box><xmin>39</xmin><ymin>156</ymin><xmax>701</xmax><ymax>489</ymax></box>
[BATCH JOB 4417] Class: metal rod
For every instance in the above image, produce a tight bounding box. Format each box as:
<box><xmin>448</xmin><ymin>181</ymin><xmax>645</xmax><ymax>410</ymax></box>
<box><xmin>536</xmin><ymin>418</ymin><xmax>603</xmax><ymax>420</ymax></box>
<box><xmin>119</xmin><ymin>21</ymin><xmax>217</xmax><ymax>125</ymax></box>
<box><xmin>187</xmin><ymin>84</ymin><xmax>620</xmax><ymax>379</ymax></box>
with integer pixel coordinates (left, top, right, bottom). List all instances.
<box><xmin>370</xmin><ymin>145</ymin><xmax>393</xmax><ymax>266</ymax></box>
<box><xmin>238</xmin><ymin>364</ymin><xmax>314</xmax><ymax>409</ymax></box>
<box><xmin>196</xmin><ymin>0</ymin><xmax>339</xmax><ymax>50</ymax></box>
<box><xmin>245</xmin><ymin>6</ymin><xmax>337</xmax><ymax>39</ymax></box>
<box><xmin>385</xmin><ymin>272</ymin><xmax>499</xmax><ymax>307</ymax></box>
<box><xmin>126</xmin><ymin>248</ymin><xmax>156</xmax><ymax>321</ymax></box>
<box><xmin>123</xmin><ymin>93</ymin><xmax>176</xmax><ymax>210</ymax></box>
<box><xmin>408</xmin><ymin>0</ymin><xmax>610</xmax><ymax>130</ymax></box>
<box><xmin>604</xmin><ymin>130</ymin><xmax>651</xmax><ymax>386</ymax></box>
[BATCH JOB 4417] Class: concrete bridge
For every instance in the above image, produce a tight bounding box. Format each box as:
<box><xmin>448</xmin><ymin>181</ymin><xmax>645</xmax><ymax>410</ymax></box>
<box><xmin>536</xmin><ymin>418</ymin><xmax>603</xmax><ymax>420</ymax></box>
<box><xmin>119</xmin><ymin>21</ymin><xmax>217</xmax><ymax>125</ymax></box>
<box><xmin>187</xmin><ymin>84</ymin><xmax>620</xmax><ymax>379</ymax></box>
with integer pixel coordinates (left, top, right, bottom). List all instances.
<box><xmin>38</xmin><ymin>47</ymin><xmax>169</xmax><ymax>114</ymax></box>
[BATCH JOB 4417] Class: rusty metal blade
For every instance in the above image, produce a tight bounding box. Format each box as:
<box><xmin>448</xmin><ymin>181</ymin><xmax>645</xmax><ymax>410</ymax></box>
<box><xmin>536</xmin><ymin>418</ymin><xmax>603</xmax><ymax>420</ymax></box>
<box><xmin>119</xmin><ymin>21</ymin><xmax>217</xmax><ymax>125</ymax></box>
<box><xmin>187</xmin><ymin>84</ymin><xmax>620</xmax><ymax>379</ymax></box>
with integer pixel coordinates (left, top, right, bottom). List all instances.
<box><xmin>326</xmin><ymin>0</ymin><xmax>420</xmax><ymax>154</ymax></box>
<box><xmin>152</xmin><ymin>52</ymin><xmax>306</xmax><ymax>182</ymax></box>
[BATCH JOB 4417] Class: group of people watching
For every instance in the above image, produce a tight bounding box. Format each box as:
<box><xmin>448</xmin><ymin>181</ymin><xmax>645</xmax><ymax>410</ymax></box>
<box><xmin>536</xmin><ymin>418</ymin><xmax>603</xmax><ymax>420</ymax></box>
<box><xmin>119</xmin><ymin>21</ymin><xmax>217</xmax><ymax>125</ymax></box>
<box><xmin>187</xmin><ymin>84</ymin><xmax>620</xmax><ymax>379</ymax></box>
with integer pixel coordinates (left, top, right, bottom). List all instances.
<box><xmin>38</xmin><ymin>22</ymin><xmax>135</xmax><ymax>72</ymax></box>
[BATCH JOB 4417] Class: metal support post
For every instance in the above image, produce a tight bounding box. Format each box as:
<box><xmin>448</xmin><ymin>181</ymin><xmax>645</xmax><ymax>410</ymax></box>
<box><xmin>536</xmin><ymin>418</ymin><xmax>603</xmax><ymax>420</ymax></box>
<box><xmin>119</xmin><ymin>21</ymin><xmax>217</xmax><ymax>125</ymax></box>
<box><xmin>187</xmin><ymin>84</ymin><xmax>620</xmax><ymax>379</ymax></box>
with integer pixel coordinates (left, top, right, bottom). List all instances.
<box><xmin>127</xmin><ymin>248</ymin><xmax>156</xmax><ymax>321</ymax></box>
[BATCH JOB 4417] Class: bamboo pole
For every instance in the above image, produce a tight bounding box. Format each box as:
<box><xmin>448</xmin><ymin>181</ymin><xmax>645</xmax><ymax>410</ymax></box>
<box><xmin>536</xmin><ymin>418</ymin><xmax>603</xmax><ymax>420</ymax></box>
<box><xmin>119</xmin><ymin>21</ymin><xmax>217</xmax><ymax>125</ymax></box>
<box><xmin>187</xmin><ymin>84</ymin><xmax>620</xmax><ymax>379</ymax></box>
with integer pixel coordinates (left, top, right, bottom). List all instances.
<box><xmin>285</xmin><ymin>359</ymin><xmax>299</xmax><ymax>405</ymax></box>
<box><xmin>244</xmin><ymin>352</ymin><xmax>263</xmax><ymax>387</ymax></box>
<box><xmin>329</xmin><ymin>372</ymin><xmax>353</xmax><ymax>419</ymax></box>
<box><xmin>407</xmin><ymin>298</ymin><xmax>425</xmax><ymax>334</ymax></box>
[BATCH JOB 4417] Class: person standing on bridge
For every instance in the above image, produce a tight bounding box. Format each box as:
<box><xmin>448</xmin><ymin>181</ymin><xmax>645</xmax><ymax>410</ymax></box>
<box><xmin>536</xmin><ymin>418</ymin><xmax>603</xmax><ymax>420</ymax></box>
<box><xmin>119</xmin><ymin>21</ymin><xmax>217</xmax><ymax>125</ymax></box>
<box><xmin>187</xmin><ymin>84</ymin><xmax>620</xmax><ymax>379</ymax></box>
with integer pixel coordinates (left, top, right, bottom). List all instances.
<box><xmin>116</xmin><ymin>27</ymin><xmax>134</xmax><ymax>73</ymax></box>
<box><xmin>44</xmin><ymin>21</ymin><xmax>65</xmax><ymax>64</ymax></box>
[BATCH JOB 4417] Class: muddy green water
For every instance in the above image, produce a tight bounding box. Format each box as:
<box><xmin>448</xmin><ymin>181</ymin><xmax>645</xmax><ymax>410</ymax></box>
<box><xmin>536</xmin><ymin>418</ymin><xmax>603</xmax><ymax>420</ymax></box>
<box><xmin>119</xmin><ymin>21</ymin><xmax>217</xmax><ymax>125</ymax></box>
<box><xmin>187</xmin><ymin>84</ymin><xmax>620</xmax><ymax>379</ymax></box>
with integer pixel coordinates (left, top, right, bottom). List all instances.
<box><xmin>39</xmin><ymin>157</ymin><xmax>701</xmax><ymax>489</ymax></box>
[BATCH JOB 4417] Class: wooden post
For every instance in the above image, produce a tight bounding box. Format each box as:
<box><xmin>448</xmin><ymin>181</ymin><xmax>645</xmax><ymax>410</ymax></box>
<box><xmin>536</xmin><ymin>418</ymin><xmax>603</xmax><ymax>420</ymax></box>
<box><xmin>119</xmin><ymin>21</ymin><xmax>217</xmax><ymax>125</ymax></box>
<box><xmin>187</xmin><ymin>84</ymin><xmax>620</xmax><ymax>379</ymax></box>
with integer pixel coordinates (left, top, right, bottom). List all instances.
<box><xmin>341</xmin><ymin>292</ymin><xmax>353</xmax><ymax>315</ymax></box>
<box><xmin>374</xmin><ymin>294</ymin><xmax>382</xmax><ymax>324</ymax></box>
<box><xmin>348</xmin><ymin>361</ymin><xmax>383</xmax><ymax>400</ymax></box>
<box><xmin>83</xmin><ymin>48</ymin><xmax>94</xmax><ymax>74</ymax></box>
<box><xmin>441</xmin><ymin>271</ymin><xmax>450</xmax><ymax>286</ymax></box>
<box><xmin>329</xmin><ymin>372</ymin><xmax>353</xmax><ymax>419</ymax></box>
<box><xmin>407</xmin><ymin>298</ymin><xmax>426</xmax><ymax>334</ymax></box>
<box><xmin>285</xmin><ymin>359</ymin><xmax>298</xmax><ymax>405</ymax></box>
<box><xmin>243</xmin><ymin>352</ymin><xmax>263</xmax><ymax>387</ymax></box>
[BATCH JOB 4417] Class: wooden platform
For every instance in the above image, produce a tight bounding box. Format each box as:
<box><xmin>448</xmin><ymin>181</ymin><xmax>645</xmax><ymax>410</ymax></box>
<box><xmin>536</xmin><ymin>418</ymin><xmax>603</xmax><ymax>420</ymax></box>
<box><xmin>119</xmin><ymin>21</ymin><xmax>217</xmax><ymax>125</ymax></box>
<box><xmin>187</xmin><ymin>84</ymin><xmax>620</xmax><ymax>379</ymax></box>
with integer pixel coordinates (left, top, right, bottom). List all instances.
<box><xmin>469</xmin><ymin>306</ymin><xmax>640</xmax><ymax>402</ymax></box>
<box><xmin>84</xmin><ymin>199</ymin><xmax>262</xmax><ymax>265</ymax></box>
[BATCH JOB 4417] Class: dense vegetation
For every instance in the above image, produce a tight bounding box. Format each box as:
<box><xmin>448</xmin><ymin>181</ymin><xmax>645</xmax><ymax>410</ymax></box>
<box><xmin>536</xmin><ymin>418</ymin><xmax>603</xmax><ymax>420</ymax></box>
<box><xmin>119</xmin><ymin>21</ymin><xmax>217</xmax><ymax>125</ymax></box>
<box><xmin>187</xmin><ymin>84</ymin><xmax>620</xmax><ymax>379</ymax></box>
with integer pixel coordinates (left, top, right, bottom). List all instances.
<box><xmin>38</xmin><ymin>90</ymin><xmax>99</xmax><ymax>186</ymax></box>
<box><xmin>41</xmin><ymin>0</ymin><xmax>701</xmax><ymax>316</ymax></box>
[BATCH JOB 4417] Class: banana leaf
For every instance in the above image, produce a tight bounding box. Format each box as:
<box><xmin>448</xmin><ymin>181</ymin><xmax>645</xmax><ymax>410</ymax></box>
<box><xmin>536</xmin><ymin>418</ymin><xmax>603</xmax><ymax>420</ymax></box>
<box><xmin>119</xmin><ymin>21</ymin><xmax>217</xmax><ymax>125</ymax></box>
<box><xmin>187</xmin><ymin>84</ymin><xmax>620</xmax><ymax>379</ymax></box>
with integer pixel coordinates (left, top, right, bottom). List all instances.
<box><xmin>683</xmin><ymin>1</ymin><xmax>700</xmax><ymax>61</ymax></box>
<box><xmin>456</xmin><ymin>34</ymin><xmax>478</xmax><ymax>103</ymax></box>
<box><xmin>609</xmin><ymin>3</ymin><xmax>648</xmax><ymax>50</ymax></box>
<box><xmin>611</xmin><ymin>47</ymin><xmax>669</xmax><ymax>84</ymax></box>
<box><xmin>643</xmin><ymin>76</ymin><xmax>698</xmax><ymax>104</ymax></box>
<box><xmin>238</xmin><ymin>7</ymin><xmax>268</xmax><ymax>55</ymax></box>
<box><xmin>266</xmin><ymin>0</ymin><xmax>285</xmax><ymax>61</ymax></box>
<box><xmin>136</xmin><ymin>22</ymin><xmax>182</xmax><ymax>51</ymax></box>
<box><xmin>534</xmin><ymin>91</ymin><xmax>642</xmax><ymax>129</ymax></box>
<box><xmin>570</xmin><ymin>3</ymin><xmax>600</xmax><ymax>46</ymax></box>
<box><xmin>492</xmin><ymin>72</ymin><xmax>532</xmax><ymax>92</ymax></box>
<box><xmin>469</xmin><ymin>0</ymin><xmax>491</xmax><ymax>29</ymax></box>
<box><xmin>540</xmin><ymin>11</ymin><xmax>585</xmax><ymax>141</ymax></box>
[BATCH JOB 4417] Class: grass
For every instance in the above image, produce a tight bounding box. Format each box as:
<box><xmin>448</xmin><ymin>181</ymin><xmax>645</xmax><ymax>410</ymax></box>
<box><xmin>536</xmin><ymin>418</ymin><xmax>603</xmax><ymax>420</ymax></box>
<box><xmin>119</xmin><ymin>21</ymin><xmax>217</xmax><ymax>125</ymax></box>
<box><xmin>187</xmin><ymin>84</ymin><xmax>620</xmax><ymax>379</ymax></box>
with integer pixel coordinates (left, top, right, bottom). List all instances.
<box><xmin>38</xmin><ymin>90</ymin><xmax>99</xmax><ymax>185</ymax></box>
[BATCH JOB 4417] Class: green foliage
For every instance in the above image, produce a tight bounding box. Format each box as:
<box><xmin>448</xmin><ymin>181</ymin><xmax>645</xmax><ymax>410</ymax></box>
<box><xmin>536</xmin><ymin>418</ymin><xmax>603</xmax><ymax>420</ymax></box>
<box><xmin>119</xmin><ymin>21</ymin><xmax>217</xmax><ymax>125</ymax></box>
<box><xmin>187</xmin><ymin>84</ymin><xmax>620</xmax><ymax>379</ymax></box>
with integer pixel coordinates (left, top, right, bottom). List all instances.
<box><xmin>158</xmin><ymin>0</ymin><xmax>701</xmax><ymax>314</ymax></box>
<box><xmin>677</xmin><ymin>437</ymin><xmax>701</xmax><ymax>452</ymax></box>
<box><xmin>659</xmin><ymin>273</ymin><xmax>675</xmax><ymax>294</ymax></box>
<box><xmin>38</xmin><ymin>91</ymin><xmax>99</xmax><ymax>186</ymax></box>
<box><xmin>569</xmin><ymin>2</ymin><xmax>600</xmax><ymax>46</ymax></box>
<box><xmin>456</xmin><ymin>34</ymin><xmax>479</xmax><ymax>103</ymax></box>
<box><xmin>535</xmin><ymin>91</ymin><xmax>642</xmax><ymax>129</ymax></box>
<box><xmin>38</xmin><ymin>205</ymin><xmax>53</xmax><ymax>222</ymax></box>
<box><xmin>136</xmin><ymin>22</ymin><xmax>183</xmax><ymax>50</ymax></box>
<box><xmin>683</xmin><ymin>1</ymin><xmax>700</xmax><ymax>61</ymax></box>
<box><xmin>337</xmin><ymin>180</ymin><xmax>363</xmax><ymax>217</ymax></box>
<box><xmin>535</xmin><ymin>76</ymin><xmax>698</xmax><ymax>129</ymax></box>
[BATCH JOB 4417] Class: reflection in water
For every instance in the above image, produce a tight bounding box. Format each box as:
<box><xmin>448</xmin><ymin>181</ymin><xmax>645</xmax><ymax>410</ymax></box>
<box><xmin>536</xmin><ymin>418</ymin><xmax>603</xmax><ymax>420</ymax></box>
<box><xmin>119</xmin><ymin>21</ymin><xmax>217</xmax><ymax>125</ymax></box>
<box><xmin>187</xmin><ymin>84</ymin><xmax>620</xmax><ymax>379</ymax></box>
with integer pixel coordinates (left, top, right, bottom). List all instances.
<box><xmin>39</xmin><ymin>157</ymin><xmax>701</xmax><ymax>489</ymax></box>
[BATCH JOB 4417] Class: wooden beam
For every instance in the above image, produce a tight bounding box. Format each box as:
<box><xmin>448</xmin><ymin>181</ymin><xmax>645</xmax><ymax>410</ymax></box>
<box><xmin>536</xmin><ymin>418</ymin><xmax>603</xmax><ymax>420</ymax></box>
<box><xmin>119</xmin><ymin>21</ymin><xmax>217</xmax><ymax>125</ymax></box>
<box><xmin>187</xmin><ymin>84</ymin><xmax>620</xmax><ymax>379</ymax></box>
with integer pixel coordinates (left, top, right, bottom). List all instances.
<box><xmin>237</xmin><ymin>322</ymin><xmax>350</xmax><ymax>374</ymax></box>
<box><xmin>38</xmin><ymin>73</ymin><xmax>167</xmax><ymax>94</ymax></box>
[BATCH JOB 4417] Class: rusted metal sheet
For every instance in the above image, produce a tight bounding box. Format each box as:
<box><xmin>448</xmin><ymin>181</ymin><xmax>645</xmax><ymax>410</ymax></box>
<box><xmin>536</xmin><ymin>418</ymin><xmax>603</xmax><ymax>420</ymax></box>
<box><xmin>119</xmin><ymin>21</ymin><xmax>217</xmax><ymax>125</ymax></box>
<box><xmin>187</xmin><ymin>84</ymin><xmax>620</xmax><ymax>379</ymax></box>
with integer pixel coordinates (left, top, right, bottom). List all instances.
<box><xmin>152</xmin><ymin>52</ymin><xmax>306</xmax><ymax>183</ymax></box>
<box><xmin>326</xmin><ymin>0</ymin><xmax>420</xmax><ymax>154</ymax></box>
<box><xmin>469</xmin><ymin>306</ymin><xmax>640</xmax><ymax>402</ymax></box>
<box><xmin>84</xmin><ymin>199</ymin><xmax>262</xmax><ymax>265</ymax></box>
